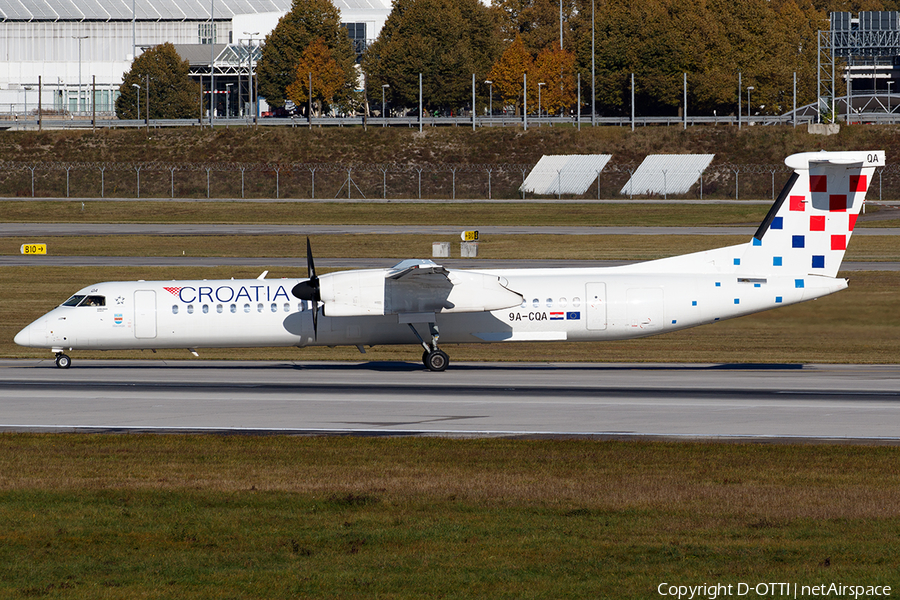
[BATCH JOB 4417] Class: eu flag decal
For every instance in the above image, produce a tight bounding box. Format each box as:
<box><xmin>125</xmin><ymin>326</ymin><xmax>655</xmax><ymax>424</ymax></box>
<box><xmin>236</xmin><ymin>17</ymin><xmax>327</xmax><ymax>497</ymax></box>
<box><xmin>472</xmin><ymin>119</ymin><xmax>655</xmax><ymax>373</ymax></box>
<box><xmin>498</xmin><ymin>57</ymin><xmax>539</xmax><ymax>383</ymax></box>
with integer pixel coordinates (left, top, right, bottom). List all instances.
<box><xmin>566</xmin><ymin>312</ymin><xmax>581</xmax><ymax>320</ymax></box>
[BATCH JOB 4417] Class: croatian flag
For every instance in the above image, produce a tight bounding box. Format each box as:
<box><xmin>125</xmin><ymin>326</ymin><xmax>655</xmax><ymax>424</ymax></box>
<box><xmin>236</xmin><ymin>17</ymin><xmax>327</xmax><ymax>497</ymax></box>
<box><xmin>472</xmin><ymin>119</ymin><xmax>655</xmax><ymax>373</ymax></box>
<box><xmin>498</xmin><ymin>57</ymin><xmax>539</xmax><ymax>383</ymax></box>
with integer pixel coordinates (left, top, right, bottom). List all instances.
<box><xmin>550</xmin><ymin>312</ymin><xmax>564</xmax><ymax>320</ymax></box>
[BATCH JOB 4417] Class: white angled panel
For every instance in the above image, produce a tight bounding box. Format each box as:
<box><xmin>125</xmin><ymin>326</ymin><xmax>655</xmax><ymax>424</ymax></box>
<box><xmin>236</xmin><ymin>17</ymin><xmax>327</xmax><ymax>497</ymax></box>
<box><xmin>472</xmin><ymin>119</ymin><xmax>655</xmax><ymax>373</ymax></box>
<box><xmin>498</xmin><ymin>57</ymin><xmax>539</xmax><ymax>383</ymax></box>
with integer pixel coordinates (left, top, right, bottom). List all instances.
<box><xmin>620</xmin><ymin>154</ymin><xmax>714</xmax><ymax>197</ymax></box>
<box><xmin>520</xmin><ymin>154</ymin><xmax>612</xmax><ymax>196</ymax></box>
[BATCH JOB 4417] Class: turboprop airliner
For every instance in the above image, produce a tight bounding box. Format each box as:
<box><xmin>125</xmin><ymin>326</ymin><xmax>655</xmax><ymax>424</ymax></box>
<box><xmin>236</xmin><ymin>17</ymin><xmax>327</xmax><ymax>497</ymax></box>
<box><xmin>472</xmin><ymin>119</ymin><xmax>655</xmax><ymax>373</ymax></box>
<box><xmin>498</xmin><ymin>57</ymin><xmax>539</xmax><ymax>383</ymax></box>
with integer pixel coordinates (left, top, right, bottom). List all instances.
<box><xmin>15</xmin><ymin>150</ymin><xmax>884</xmax><ymax>371</ymax></box>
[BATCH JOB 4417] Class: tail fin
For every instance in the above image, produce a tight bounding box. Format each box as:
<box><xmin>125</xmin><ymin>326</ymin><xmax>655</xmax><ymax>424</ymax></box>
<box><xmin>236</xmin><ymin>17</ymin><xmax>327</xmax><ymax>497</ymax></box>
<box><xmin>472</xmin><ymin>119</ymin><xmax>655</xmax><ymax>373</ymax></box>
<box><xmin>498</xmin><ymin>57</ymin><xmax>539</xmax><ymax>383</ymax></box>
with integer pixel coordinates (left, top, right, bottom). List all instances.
<box><xmin>738</xmin><ymin>150</ymin><xmax>885</xmax><ymax>278</ymax></box>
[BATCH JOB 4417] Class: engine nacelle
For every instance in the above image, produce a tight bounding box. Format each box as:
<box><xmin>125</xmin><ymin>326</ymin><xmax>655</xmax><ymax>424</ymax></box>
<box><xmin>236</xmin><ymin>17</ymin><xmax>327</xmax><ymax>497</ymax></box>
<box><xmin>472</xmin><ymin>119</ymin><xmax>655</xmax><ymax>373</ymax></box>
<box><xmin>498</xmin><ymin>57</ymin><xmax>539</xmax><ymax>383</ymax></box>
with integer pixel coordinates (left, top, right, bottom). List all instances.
<box><xmin>319</xmin><ymin>269</ymin><xmax>523</xmax><ymax>317</ymax></box>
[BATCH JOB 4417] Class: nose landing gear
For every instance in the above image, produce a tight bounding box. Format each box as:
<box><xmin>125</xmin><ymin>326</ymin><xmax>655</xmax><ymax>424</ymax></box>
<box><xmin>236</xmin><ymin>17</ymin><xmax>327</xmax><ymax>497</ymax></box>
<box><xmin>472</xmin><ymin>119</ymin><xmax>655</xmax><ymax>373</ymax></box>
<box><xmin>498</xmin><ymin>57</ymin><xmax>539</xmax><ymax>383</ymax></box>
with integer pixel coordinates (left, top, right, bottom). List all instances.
<box><xmin>55</xmin><ymin>352</ymin><xmax>71</xmax><ymax>369</ymax></box>
<box><xmin>408</xmin><ymin>322</ymin><xmax>449</xmax><ymax>372</ymax></box>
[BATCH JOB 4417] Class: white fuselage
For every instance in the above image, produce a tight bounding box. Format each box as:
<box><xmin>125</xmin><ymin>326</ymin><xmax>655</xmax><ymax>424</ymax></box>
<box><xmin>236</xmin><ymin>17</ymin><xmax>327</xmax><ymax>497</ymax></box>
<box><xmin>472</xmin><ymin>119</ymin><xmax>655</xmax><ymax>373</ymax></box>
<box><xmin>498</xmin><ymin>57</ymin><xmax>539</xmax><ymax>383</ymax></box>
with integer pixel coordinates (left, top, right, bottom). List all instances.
<box><xmin>14</xmin><ymin>266</ymin><xmax>846</xmax><ymax>353</ymax></box>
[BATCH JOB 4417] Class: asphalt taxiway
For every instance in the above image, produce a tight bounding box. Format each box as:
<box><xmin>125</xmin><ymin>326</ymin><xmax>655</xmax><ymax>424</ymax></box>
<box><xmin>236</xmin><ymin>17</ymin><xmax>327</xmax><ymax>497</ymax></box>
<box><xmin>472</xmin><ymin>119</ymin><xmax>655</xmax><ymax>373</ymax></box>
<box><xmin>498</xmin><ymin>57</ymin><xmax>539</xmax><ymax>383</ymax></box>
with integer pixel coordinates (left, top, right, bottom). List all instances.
<box><xmin>1</xmin><ymin>360</ymin><xmax>898</xmax><ymax>442</ymax></box>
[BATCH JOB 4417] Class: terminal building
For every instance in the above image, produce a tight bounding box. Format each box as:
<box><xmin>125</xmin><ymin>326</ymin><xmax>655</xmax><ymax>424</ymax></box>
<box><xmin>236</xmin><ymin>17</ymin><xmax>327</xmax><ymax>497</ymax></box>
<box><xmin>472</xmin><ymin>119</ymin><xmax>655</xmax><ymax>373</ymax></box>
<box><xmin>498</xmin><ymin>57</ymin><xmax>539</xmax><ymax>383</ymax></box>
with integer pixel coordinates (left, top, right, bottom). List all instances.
<box><xmin>0</xmin><ymin>0</ymin><xmax>389</xmax><ymax>118</ymax></box>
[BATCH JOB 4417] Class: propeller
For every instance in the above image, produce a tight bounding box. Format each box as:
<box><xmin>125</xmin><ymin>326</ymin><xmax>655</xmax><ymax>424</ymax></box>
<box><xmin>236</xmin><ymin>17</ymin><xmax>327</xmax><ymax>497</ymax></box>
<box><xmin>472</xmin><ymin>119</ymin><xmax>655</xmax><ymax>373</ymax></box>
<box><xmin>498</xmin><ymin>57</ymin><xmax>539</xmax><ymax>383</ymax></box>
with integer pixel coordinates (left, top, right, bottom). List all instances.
<box><xmin>292</xmin><ymin>237</ymin><xmax>320</xmax><ymax>338</ymax></box>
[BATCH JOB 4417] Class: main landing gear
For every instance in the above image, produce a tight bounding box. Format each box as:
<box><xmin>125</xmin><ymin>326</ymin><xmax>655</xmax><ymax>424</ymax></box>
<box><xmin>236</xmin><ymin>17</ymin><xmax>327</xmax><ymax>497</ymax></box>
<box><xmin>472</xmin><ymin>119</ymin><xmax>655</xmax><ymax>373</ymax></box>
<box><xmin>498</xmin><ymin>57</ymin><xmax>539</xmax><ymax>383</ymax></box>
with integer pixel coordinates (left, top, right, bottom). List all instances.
<box><xmin>55</xmin><ymin>352</ymin><xmax>71</xmax><ymax>369</ymax></box>
<box><xmin>408</xmin><ymin>322</ymin><xmax>449</xmax><ymax>372</ymax></box>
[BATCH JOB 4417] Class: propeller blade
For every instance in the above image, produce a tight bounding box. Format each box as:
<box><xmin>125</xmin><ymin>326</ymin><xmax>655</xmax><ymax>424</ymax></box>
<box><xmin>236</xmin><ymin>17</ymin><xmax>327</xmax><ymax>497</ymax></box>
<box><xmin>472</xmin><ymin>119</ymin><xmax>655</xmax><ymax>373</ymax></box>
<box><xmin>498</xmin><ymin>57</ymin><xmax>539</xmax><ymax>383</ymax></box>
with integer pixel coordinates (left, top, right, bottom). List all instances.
<box><xmin>292</xmin><ymin>237</ymin><xmax>321</xmax><ymax>302</ymax></box>
<box><xmin>292</xmin><ymin>236</ymin><xmax>320</xmax><ymax>340</ymax></box>
<box><xmin>306</xmin><ymin>237</ymin><xmax>316</xmax><ymax>280</ymax></box>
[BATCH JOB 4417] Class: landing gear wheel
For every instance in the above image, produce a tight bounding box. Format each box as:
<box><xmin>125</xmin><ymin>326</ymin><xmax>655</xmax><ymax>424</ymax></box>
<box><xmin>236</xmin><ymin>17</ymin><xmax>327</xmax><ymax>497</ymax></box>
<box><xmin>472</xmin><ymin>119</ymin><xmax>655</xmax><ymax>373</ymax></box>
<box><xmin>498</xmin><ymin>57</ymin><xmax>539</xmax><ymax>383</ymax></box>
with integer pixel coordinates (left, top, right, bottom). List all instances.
<box><xmin>425</xmin><ymin>349</ymin><xmax>449</xmax><ymax>372</ymax></box>
<box><xmin>55</xmin><ymin>354</ymin><xmax>71</xmax><ymax>369</ymax></box>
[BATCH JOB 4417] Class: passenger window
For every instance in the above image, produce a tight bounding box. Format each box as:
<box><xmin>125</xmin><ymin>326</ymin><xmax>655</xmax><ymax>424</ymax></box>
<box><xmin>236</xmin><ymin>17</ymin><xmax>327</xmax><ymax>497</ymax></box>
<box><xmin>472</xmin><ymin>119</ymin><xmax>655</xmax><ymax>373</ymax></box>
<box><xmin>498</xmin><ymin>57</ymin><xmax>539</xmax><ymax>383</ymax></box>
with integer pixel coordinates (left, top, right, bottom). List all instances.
<box><xmin>283</xmin><ymin>303</ymin><xmax>290</xmax><ymax>312</ymax></box>
<box><xmin>63</xmin><ymin>295</ymin><xmax>86</xmax><ymax>307</ymax></box>
<box><xmin>257</xmin><ymin>303</ymin><xmax>264</xmax><ymax>313</ymax></box>
<box><xmin>532</xmin><ymin>298</ymin><xmax>539</xmax><ymax>308</ymax></box>
<box><xmin>230</xmin><ymin>304</ymin><xmax>237</xmax><ymax>313</ymax></box>
<box><xmin>187</xmin><ymin>305</ymin><xmax>194</xmax><ymax>314</ymax></box>
<box><xmin>546</xmin><ymin>298</ymin><xmax>553</xmax><ymax>307</ymax></box>
<box><xmin>202</xmin><ymin>304</ymin><xmax>209</xmax><ymax>314</ymax></box>
<box><xmin>172</xmin><ymin>305</ymin><xmax>179</xmax><ymax>314</ymax></box>
<box><xmin>243</xmin><ymin>304</ymin><xmax>250</xmax><ymax>313</ymax></box>
<box><xmin>559</xmin><ymin>297</ymin><xmax>567</xmax><ymax>308</ymax></box>
<box><xmin>573</xmin><ymin>297</ymin><xmax>581</xmax><ymax>307</ymax></box>
<box><xmin>271</xmin><ymin>303</ymin><xmax>277</xmax><ymax>313</ymax></box>
<box><xmin>216</xmin><ymin>304</ymin><xmax>223</xmax><ymax>314</ymax></box>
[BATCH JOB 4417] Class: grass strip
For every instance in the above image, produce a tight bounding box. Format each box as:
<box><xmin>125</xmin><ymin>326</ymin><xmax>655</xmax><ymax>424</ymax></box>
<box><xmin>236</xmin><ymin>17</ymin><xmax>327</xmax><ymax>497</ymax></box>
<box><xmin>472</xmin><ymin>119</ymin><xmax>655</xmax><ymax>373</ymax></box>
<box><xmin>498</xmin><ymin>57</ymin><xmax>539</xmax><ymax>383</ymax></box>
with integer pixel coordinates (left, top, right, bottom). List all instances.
<box><xmin>0</xmin><ymin>435</ymin><xmax>897</xmax><ymax>599</ymax></box>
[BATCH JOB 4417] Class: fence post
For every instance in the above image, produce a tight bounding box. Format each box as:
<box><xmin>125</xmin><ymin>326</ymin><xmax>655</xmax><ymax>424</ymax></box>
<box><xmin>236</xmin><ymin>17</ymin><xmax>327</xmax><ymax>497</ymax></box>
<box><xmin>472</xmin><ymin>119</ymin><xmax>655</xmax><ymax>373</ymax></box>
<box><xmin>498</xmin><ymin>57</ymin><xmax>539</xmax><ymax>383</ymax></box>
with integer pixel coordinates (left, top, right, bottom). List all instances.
<box><xmin>662</xmin><ymin>169</ymin><xmax>667</xmax><ymax>200</ymax></box>
<box><xmin>417</xmin><ymin>168</ymin><xmax>423</xmax><ymax>199</ymax></box>
<box><xmin>733</xmin><ymin>168</ymin><xmax>739</xmax><ymax>200</ymax></box>
<box><xmin>486</xmin><ymin>167</ymin><xmax>493</xmax><ymax>200</ymax></box>
<box><xmin>770</xmin><ymin>169</ymin><xmax>776</xmax><ymax>200</ymax></box>
<box><xmin>451</xmin><ymin>167</ymin><xmax>457</xmax><ymax>200</ymax></box>
<box><xmin>381</xmin><ymin>167</ymin><xmax>388</xmax><ymax>199</ymax></box>
<box><xmin>240</xmin><ymin>166</ymin><xmax>245</xmax><ymax>199</ymax></box>
<box><xmin>309</xmin><ymin>166</ymin><xmax>317</xmax><ymax>199</ymax></box>
<box><xmin>206</xmin><ymin>167</ymin><xmax>211</xmax><ymax>199</ymax></box>
<box><xmin>28</xmin><ymin>165</ymin><xmax>35</xmax><ymax>197</ymax></box>
<box><xmin>275</xmin><ymin>167</ymin><xmax>280</xmax><ymax>199</ymax></box>
<box><xmin>100</xmin><ymin>166</ymin><xmax>105</xmax><ymax>198</ymax></box>
<box><xmin>170</xmin><ymin>166</ymin><xmax>176</xmax><ymax>198</ymax></box>
<box><xmin>65</xmin><ymin>166</ymin><xmax>71</xmax><ymax>198</ymax></box>
<box><xmin>136</xmin><ymin>165</ymin><xmax>142</xmax><ymax>199</ymax></box>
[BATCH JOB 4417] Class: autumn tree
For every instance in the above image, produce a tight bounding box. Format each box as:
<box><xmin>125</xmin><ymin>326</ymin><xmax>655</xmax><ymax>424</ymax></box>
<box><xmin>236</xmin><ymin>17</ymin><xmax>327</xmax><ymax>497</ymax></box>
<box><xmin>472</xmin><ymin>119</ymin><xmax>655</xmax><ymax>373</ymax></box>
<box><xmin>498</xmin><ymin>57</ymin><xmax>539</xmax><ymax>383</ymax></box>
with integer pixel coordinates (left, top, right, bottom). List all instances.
<box><xmin>486</xmin><ymin>35</ymin><xmax>533</xmax><ymax>114</ymax></box>
<box><xmin>285</xmin><ymin>38</ymin><xmax>347</xmax><ymax>115</ymax></box>
<box><xmin>364</xmin><ymin>0</ymin><xmax>502</xmax><ymax>112</ymax></box>
<box><xmin>115</xmin><ymin>42</ymin><xmax>199</xmax><ymax>119</ymax></box>
<box><xmin>532</xmin><ymin>46</ymin><xmax>576</xmax><ymax>115</ymax></box>
<box><xmin>256</xmin><ymin>0</ymin><xmax>357</xmax><ymax>109</ymax></box>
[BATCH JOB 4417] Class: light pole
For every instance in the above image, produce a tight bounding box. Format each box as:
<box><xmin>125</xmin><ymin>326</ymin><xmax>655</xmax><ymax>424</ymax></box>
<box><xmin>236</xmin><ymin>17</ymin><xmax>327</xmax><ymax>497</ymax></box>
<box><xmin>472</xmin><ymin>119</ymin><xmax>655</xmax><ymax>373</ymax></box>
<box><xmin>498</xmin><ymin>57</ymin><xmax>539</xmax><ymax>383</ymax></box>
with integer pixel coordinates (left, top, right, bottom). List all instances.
<box><xmin>485</xmin><ymin>80</ymin><xmax>492</xmax><ymax>117</ymax></box>
<box><xmin>131</xmin><ymin>83</ymin><xmax>140</xmax><ymax>120</ymax></box>
<box><xmin>381</xmin><ymin>83</ymin><xmax>389</xmax><ymax>126</ymax></box>
<box><xmin>537</xmin><ymin>82</ymin><xmax>545</xmax><ymax>123</ymax></box>
<box><xmin>209</xmin><ymin>0</ymin><xmax>215</xmax><ymax>126</ymax></box>
<box><xmin>888</xmin><ymin>81</ymin><xmax>893</xmax><ymax>116</ymax></box>
<box><xmin>73</xmin><ymin>35</ymin><xmax>88</xmax><ymax>114</ymax></box>
<box><xmin>23</xmin><ymin>86</ymin><xmax>32</xmax><ymax>121</ymax></box>
<box><xmin>244</xmin><ymin>31</ymin><xmax>258</xmax><ymax>123</ymax></box>
<box><xmin>226</xmin><ymin>83</ymin><xmax>233</xmax><ymax>118</ymax></box>
<box><xmin>747</xmin><ymin>86</ymin><xmax>754</xmax><ymax>121</ymax></box>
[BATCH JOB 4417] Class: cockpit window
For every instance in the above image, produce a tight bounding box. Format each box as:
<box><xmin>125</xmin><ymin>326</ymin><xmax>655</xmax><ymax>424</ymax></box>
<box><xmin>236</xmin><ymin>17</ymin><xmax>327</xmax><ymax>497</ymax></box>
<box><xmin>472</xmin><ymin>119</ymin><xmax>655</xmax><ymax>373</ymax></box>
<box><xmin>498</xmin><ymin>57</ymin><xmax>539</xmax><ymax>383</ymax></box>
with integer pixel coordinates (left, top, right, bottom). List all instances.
<box><xmin>80</xmin><ymin>295</ymin><xmax>105</xmax><ymax>307</ymax></box>
<box><xmin>62</xmin><ymin>295</ymin><xmax>86</xmax><ymax>307</ymax></box>
<box><xmin>63</xmin><ymin>295</ymin><xmax>105</xmax><ymax>307</ymax></box>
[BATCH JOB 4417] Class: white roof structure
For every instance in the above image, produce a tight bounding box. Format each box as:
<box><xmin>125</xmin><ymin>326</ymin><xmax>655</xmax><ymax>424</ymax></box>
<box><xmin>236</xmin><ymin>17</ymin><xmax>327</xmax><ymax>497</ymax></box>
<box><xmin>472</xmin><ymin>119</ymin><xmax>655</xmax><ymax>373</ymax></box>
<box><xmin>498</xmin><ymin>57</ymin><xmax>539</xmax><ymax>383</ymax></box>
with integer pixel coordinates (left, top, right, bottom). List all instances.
<box><xmin>0</xmin><ymin>0</ymin><xmax>387</xmax><ymax>21</ymax></box>
<box><xmin>620</xmin><ymin>154</ymin><xmax>715</xmax><ymax>197</ymax></box>
<box><xmin>520</xmin><ymin>154</ymin><xmax>612</xmax><ymax>196</ymax></box>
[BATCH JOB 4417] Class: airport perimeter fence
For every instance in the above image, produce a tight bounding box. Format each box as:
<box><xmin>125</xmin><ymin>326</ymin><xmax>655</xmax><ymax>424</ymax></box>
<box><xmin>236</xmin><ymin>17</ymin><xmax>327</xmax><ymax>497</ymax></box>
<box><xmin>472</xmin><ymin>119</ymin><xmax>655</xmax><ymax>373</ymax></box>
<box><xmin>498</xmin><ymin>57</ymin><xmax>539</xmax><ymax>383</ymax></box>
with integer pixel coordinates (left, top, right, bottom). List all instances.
<box><xmin>2</xmin><ymin>160</ymin><xmax>900</xmax><ymax>202</ymax></box>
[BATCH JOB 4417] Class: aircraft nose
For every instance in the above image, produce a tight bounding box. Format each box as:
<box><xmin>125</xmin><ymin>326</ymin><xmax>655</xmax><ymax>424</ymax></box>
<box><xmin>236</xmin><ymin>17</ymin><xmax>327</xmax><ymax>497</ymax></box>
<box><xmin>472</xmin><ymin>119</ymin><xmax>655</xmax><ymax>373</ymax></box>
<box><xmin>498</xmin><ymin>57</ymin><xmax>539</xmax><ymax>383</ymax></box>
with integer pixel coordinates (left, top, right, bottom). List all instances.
<box><xmin>14</xmin><ymin>323</ymin><xmax>32</xmax><ymax>347</ymax></box>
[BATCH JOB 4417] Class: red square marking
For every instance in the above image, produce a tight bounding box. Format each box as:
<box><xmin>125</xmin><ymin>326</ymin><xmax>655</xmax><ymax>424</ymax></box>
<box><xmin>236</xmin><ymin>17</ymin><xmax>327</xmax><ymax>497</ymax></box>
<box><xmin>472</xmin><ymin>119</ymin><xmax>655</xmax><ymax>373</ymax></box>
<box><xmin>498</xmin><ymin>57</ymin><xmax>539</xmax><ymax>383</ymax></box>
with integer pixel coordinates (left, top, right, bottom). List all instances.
<box><xmin>789</xmin><ymin>195</ymin><xmax>805</xmax><ymax>211</ymax></box>
<box><xmin>829</xmin><ymin>194</ymin><xmax>847</xmax><ymax>212</ymax></box>
<box><xmin>810</xmin><ymin>175</ymin><xmax>827</xmax><ymax>193</ymax></box>
<box><xmin>831</xmin><ymin>235</ymin><xmax>846</xmax><ymax>251</ymax></box>
<box><xmin>850</xmin><ymin>175</ymin><xmax>867</xmax><ymax>192</ymax></box>
<box><xmin>849</xmin><ymin>214</ymin><xmax>858</xmax><ymax>231</ymax></box>
<box><xmin>809</xmin><ymin>215</ymin><xmax>825</xmax><ymax>231</ymax></box>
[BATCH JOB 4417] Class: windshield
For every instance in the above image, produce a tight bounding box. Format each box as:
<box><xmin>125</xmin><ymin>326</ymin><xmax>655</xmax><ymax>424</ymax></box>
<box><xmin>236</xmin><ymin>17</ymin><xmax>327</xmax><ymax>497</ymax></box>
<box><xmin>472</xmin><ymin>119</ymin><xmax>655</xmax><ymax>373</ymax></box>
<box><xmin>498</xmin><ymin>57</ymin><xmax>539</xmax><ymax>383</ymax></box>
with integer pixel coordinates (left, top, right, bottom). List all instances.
<box><xmin>61</xmin><ymin>295</ymin><xmax>105</xmax><ymax>307</ymax></box>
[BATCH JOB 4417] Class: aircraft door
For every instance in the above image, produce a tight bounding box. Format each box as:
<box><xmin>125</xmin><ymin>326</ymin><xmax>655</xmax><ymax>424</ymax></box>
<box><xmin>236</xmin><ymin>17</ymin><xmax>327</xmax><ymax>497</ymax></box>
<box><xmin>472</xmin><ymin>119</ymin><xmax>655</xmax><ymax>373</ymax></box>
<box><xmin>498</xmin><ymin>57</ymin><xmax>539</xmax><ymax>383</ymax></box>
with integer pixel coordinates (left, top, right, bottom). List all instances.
<box><xmin>134</xmin><ymin>290</ymin><xmax>157</xmax><ymax>339</ymax></box>
<box><xmin>585</xmin><ymin>282</ymin><xmax>607</xmax><ymax>331</ymax></box>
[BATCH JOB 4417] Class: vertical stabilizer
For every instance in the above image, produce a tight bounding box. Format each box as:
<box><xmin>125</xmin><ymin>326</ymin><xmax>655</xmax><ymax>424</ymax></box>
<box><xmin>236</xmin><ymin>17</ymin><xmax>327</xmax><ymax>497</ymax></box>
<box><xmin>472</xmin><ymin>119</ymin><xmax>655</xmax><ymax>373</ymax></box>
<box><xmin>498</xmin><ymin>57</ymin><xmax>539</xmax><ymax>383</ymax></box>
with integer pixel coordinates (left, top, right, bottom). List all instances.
<box><xmin>738</xmin><ymin>150</ymin><xmax>885</xmax><ymax>278</ymax></box>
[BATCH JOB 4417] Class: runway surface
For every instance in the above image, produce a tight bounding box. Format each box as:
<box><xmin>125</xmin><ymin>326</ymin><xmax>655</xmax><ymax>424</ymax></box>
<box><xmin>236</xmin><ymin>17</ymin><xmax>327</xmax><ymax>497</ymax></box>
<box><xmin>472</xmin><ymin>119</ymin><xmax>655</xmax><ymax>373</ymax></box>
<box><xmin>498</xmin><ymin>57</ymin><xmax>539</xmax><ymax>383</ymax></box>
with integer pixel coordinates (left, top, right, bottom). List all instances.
<box><xmin>2</xmin><ymin>360</ymin><xmax>898</xmax><ymax>442</ymax></box>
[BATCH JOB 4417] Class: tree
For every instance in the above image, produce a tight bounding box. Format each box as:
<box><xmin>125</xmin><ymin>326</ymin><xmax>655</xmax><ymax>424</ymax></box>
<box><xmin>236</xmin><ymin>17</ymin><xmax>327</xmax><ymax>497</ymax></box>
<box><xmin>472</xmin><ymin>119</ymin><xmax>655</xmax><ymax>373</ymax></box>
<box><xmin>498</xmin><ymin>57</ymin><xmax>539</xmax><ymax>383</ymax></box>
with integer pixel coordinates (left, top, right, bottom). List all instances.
<box><xmin>115</xmin><ymin>42</ymin><xmax>199</xmax><ymax>120</ymax></box>
<box><xmin>532</xmin><ymin>46</ymin><xmax>576</xmax><ymax>115</ymax></box>
<box><xmin>364</xmin><ymin>0</ymin><xmax>502</xmax><ymax>112</ymax></box>
<box><xmin>256</xmin><ymin>0</ymin><xmax>357</xmax><ymax>109</ymax></box>
<box><xmin>486</xmin><ymin>35</ymin><xmax>533</xmax><ymax>114</ymax></box>
<box><xmin>285</xmin><ymin>38</ymin><xmax>348</xmax><ymax>115</ymax></box>
<box><xmin>493</xmin><ymin>0</ymin><xmax>577</xmax><ymax>53</ymax></box>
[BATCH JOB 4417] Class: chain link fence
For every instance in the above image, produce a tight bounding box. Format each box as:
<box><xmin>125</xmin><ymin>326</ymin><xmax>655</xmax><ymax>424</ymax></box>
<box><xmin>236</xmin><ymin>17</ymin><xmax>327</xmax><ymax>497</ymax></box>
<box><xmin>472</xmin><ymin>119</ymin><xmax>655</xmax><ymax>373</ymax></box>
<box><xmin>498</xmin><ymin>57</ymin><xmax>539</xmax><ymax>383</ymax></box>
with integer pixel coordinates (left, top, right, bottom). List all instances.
<box><xmin>1</xmin><ymin>160</ymin><xmax>899</xmax><ymax>201</ymax></box>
